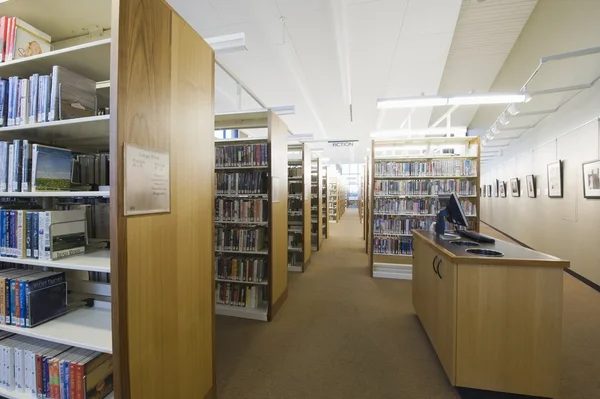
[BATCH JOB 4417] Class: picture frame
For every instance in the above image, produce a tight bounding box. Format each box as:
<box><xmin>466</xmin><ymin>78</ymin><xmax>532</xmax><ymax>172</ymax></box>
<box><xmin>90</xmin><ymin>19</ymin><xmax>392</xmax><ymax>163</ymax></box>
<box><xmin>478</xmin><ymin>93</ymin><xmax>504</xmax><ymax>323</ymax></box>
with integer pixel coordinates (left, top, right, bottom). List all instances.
<box><xmin>499</xmin><ymin>181</ymin><xmax>506</xmax><ymax>197</ymax></box>
<box><xmin>547</xmin><ymin>160</ymin><xmax>563</xmax><ymax>198</ymax></box>
<box><xmin>582</xmin><ymin>159</ymin><xmax>600</xmax><ymax>199</ymax></box>
<box><xmin>526</xmin><ymin>174</ymin><xmax>536</xmax><ymax>198</ymax></box>
<box><xmin>494</xmin><ymin>179</ymin><xmax>499</xmax><ymax>197</ymax></box>
<box><xmin>510</xmin><ymin>178</ymin><xmax>520</xmax><ymax>197</ymax></box>
<box><xmin>486</xmin><ymin>185</ymin><xmax>491</xmax><ymax>197</ymax></box>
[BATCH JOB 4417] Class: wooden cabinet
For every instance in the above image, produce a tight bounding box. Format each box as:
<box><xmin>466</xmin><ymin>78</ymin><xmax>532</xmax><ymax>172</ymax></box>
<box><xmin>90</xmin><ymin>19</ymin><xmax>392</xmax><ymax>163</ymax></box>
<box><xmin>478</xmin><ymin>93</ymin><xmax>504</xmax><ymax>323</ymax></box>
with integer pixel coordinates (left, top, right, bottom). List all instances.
<box><xmin>412</xmin><ymin>230</ymin><xmax>567</xmax><ymax>398</ymax></box>
<box><xmin>412</xmin><ymin>241</ymin><xmax>456</xmax><ymax>383</ymax></box>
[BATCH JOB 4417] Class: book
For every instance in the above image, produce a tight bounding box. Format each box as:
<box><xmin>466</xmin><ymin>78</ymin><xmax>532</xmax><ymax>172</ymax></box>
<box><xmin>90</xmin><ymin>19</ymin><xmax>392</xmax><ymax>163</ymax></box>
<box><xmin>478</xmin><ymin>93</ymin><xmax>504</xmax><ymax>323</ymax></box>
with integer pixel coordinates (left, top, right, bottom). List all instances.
<box><xmin>0</xmin><ymin>141</ymin><xmax>8</xmax><ymax>191</ymax></box>
<box><xmin>32</xmin><ymin>144</ymin><xmax>72</xmax><ymax>192</ymax></box>
<box><xmin>11</xmin><ymin>18</ymin><xmax>51</xmax><ymax>61</ymax></box>
<box><xmin>28</xmin><ymin>73</ymin><xmax>39</xmax><ymax>124</ymax></box>
<box><xmin>49</xmin><ymin>66</ymin><xmax>96</xmax><ymax>122</ymax></box>
<box><xmin>21</xmin><ymin>139</ymin><xmax>31</xmax><ymax>192</ymax></box>
<box><xmin>0</xmin><ymin>16</ymin><xmax>8</xmax><ymax>62</ymax></box>
<box><xmin>19</xmin><ymin>78</ymin><xmax>29</xmax><ymax>125</ymax></box>
<box><xmin>38</xmin><ymin>209</ymin><xmax>85</xmax><ymax>260</ymax></box>
<box><xmin>0</xmin><ymin>78</ymin><xmax>8</xmax><ymax>126</ymax></box>
<box><xmin>7</xmin><ymin>143</ymin><xmax>13</xmax><ymax>192</ymax></box>
<box><xmin>48</xmin><ymin>220</ymin><xmax>86</xmax><ymax>260</ymax></box>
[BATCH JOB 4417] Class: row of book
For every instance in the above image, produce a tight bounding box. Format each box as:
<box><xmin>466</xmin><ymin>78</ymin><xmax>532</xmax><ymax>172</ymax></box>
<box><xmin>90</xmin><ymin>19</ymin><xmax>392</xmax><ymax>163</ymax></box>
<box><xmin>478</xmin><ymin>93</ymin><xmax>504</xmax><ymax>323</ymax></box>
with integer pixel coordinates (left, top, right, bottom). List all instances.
<box><xmin>0</xmin><ymin>17</ymin><xmax>51</xmax><ymax>63</ymax></box>
<box><xmin>374</xmin><ymin>216</ymin><xmax>432</xmax><ymax>236</ymax></box>
<box><xmin>215</xmin><ymin>227</ymin><xmax>266</xmax><ymax>253</ymax></box>
<box><xmin>215</xmin><ymin>172</ymin><xmax>267</xmax><ymax>195</ymax></box>
<box><xmin>288</xmin><ymin>181</ymin><xmax>302</xmax><ymax>195</ymax></box>
<box><xmin>216</xmin><ymin>282</ymin><xmax>266</xmax><ymax>309</ymax></box>
<box><xmin>373</xmin><ymin>199</ymin><xmax>476</xmax><ymax>216</ymax></box>
<box><xmin>215</xmin><ymin>143</ymin><xmax>268</xmax><ymax>167</ymax></box>
<box><xmin>1</xmin><ymin>66</ymin><xmax>97</xmax><ymax>128</ymax></box>
<box><xmin>288</xmin><ymin>198</ymin><xmax>302</xmax><ymax>212</ymax></box>
<box><xmin>374</xmin><ymin>180</ymin><xmax>477</xmax><ymax>196</ymax></box>
<box><xmin>0</xmin><ymin>332</ymin><xmax>113</xmax><ymax>399</ymax></box>
<box><xmin>0</xmin><ymin>209</ymin><xmax>86</xmax><ymax>261</ymax></box>
<box><xmin>72</xmin><ymin>153</ymin><xmax>110</xmax><ymax>188</ymax></box>
<box><xmin>0</xmin><ymin>269</ymin><xmax>66</xmax><ymax>328</ymax></box>
<box><xmin>374</xmin><ymin>160</ymin><xmax>476</xmax><ymax>177</ymax></box>
<box><xmin>288</xmin><ymin>252</ymin><xmax>302</xmax><ymax>268</ymax></box>
<box><xmin>288</xmin><ymin>232</ymin><xmax>302</xmax><ymax>250</ymax></box>
<box><xmin>215</xmin><ymin>256</ymin><xmax>267</xmax><ymax>283</ymax></box>
<box><xmin>373</xmin><ymin>237</ymin><xmax>413</xmax><ymax>256</ymax></box>
<box><xmin>215</xmin><ymin>198</ymin><xmax>268</xmax><ymax>223</ymax></box>
<box><xmin>288</xmin><ymin>166</ymin><xmax>302</xmax><ymax>178</ymax></box>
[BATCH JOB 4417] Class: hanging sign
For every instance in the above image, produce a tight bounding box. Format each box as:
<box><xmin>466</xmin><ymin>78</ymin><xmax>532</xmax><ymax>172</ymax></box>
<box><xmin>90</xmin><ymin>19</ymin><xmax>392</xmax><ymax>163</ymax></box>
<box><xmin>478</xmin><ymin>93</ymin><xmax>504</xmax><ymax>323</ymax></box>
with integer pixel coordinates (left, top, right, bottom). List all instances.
<box><xmin>328</xmin><ymin>140</ymin><xmax>358</xmax><ymax>148</ymax></box>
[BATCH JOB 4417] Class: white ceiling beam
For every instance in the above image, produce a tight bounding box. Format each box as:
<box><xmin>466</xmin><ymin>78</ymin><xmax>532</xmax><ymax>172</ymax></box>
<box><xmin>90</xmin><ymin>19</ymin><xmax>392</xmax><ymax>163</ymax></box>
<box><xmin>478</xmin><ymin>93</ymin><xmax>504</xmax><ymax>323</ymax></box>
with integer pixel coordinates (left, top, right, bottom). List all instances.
<box><xmin>429</xmin><ymin>104</ymin><xmax>460</xmax><ymax>128</ymax></box>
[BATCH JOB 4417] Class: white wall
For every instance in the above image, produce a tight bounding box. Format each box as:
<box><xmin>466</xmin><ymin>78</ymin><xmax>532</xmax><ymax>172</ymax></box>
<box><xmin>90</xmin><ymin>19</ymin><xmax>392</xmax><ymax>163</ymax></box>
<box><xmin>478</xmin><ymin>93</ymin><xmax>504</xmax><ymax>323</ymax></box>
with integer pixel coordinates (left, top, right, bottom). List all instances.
<box><xmin>481</xmin><ymin>81</ymin><xmax>600</xmax><ymax>285</ymax></box>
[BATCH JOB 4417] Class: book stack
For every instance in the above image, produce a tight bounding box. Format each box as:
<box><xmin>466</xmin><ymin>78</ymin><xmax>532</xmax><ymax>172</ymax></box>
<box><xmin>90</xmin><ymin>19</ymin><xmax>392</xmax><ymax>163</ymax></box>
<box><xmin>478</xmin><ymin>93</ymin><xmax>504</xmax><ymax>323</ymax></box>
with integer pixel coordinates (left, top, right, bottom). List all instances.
<box><xmin>288</xmin><ymin>166</ymin><xmax>302</xmax><ymax>178</ymax></box>
<box><xmin>0</xmin><ymin>17</ymin><xmax>51</xmax><ymax>63</ymax></box>
<box><xmin>0</xmin><ymin>209</ymin><xmax>86</xmax><ymax>261</ymax></box>
<box><xmin>288</xmin><ymin>197</ymin><xmax>302</xmax><ymax>212</ymax></box>
<box><xmin>215</xmin><ymin>226</ymin><xmax>266</xmax><ymax>252</ymax></box>
<box><xmin>215</xmin><ymin>172</ymin><xmax>267</xmax><ymax>195</ymax></box>
<box><xmin>0</xmin><ymin>270</ymin><xmax>66</xmax><ymax>328</ymax></box>
<box><xmin>215</xmin><ymin>198</ymin><xmax>268</xmax><ymax>223</ymax></box>
<box><xmin>373</xmin><ymin>236</ymin><xmax>413</xmax><ymax>256</ymax></box>
<box><xmin>215</xmin><ymin>256</ymin><xmax>267</xmax><ymax>282</ymax></box>
<box><xmin>374</xmin><ymin>159</ymin><xmax>476</xmax><ymax>177</ymax></box>
<box><xmin>288</xmin><ymin>232</ymin><xmax>302</xmax><ymax>251</ymax></box>
<box><xmin>374</xmin><ymin>216</ymin><xmax>430</xmax><ymax>236</ymax></box>
<box><xmin>0</xmin><ymin>333</ymin><xmax>113</xmax><ymax>399</ymax></box>
<box><xmin>215</xmin><ymin>282</ymin><xmax>266</xmax><ymax>309</ymax></box>
<box><xmin>0</xmin><ymin>67</ymin><xmax>97</xmax><ymax>128</ymax></box>
<box><xmin>215</xmin><ymin>142</ymin><xmax>268</xmax><ymax>167</ymax></box>
<box><xmin>374</xmin><ymin>179</ymin><xmax>477</xmax><ymax>196</ymax></box>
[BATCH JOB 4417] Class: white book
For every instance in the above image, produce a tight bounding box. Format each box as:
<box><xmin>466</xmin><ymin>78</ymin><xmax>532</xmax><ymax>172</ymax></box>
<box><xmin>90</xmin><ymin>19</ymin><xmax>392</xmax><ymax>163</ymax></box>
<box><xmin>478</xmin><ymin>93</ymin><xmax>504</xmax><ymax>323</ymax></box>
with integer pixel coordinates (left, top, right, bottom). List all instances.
<box><xmin>16</xmin><ymin>210</ymin><xmax>25</xmax><ymax>259</ymax></box>
<box><xmin>19</xmin><ymin>78</ymin><xmax>29</xmax><ymax>125</ymax></box>
<box><xmin>28</xmin><ymin>74</ymin><xmax>39</xmax><ymax>124</ymax></box>
<box><xmin>37</xmin><ymin>76</ymin><xmax>45</xmax><ymax>123</ymax></box>
<box><xmin>7</xmin><ymin>144</ymin><xmax>13</xmax><ymax>192</ymax></box>
<box><xmin>13</xmin><ymin>18</ymin><xmax>51</xmax><ymax>60</ymax></box>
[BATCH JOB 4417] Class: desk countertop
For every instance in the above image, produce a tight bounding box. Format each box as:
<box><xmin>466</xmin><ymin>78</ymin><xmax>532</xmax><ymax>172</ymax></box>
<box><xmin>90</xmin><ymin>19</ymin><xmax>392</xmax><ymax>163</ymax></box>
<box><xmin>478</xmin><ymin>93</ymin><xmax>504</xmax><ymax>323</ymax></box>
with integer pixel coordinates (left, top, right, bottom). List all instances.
<box><xmin>412</xmin><ymin>230</ymin><xmax>569</xmax><ymax>268</ymax></box>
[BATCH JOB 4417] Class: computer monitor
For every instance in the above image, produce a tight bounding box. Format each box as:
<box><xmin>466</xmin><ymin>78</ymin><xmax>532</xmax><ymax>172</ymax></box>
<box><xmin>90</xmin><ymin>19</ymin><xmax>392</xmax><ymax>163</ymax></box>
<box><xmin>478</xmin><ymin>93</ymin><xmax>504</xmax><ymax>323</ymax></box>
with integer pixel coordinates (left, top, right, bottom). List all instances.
<box><xmin>435</xmin><ymin>192</ymin><xmax>468</xmax><ymax>236</ymax></box>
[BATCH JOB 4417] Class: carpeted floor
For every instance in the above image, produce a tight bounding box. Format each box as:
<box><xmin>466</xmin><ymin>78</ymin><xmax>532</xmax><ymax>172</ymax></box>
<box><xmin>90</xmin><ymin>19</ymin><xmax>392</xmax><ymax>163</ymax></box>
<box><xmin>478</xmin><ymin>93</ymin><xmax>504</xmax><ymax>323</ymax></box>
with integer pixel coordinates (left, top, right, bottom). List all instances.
<box><xmin>215</xmin><ymin>209</ymin><xmax>600</xmax><ymax>399</ymax></box>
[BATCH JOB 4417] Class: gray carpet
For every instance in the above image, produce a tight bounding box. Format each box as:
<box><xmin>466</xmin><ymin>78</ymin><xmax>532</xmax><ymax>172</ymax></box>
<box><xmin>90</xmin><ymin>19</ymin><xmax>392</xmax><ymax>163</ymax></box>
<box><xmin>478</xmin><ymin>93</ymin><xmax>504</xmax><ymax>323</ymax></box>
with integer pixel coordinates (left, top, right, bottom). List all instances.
<box><xmin>215</xmin><ymin>209</ymin><xmax>600</xmax><ymax>399</ymax></box>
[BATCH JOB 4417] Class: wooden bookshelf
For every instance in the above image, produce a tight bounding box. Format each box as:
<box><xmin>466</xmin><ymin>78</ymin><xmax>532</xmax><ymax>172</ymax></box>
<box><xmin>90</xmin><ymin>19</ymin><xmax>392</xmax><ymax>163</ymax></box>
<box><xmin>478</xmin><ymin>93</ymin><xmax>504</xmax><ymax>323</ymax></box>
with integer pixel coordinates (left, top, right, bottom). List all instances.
<box><xmin>310</xmin><ymin>158</ymin><xmax>323</xmax><ymax>251</ymax></box>
<box><xmin>328</xmin><ymin>176</ymin><xmax>339</xmax><ymax>223</ymax></box>
<box><xmin>214</xmin><ymin>111</ymin><xmax>289</xmax><ymax>321</ymax></box>
<box><xmin>0</xmin><ymin>1</ymin><xmax>217</xmax><ymax>398</ymax></box>
<box><xmin>321</xmin><ymin>164</ymin><xmax>328</xmax><ymax>239</ymax></box>
<box><xmin>369</xmin><ymin>137</ymin><xmax>481</xmax><ymax>281</ymax></box>
<box><xmin>287</xmin><ymin>144</ymin><xmax>311</xmax><ymax>272</ymax></box>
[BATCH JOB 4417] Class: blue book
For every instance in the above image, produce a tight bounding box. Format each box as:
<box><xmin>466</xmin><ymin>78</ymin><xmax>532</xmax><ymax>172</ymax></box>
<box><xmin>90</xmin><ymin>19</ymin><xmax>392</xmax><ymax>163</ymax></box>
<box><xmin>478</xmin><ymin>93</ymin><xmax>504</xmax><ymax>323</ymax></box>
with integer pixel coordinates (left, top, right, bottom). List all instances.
<box><xmin>0</xmin><ymin>79</ymin><xmax>8</xmax><ymax>126</ymax></box>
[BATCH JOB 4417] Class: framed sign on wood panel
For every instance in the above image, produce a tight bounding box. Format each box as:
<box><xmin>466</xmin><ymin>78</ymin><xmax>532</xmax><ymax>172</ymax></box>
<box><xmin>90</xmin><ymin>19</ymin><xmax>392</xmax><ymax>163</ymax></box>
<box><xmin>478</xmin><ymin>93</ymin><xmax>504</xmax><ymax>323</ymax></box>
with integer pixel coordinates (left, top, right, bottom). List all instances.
<box><xmin>499</xmin><ymin>181</ymin><xmax>506</xmax><ymax>198</ymax></box>
<box><xmin>547</xmin><ymin>160</ymin><xmax>563</xmax><ymax>198</ymax></box>
<box><xmin>582</xmin><ymin>159</ymin><xmax>600</xmax><ymax>198</ymax></box>
<box><xmin>494</xmin><ymin>179</ymin><xmax>499</xmax><ymax>197</ymax></box>
<box><xmin>124</xmin><ymin>143</ymin><xmax>171</xmax><ymax>216</ymax></box>
<box><xmin>486</xmin><ymin>185</ymin><xmax>491</xmax><ymax>197</ymax></box>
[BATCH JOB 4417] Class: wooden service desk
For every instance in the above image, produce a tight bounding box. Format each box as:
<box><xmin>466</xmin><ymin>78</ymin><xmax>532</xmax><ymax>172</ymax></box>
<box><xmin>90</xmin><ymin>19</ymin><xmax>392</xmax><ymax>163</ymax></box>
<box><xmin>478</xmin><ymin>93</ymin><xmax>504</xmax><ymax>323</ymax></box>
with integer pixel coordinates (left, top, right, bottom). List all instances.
<box><xmin>411</xmin><ymin>230</ymin><xmax>569</xmax><ymax>399</ymax></box>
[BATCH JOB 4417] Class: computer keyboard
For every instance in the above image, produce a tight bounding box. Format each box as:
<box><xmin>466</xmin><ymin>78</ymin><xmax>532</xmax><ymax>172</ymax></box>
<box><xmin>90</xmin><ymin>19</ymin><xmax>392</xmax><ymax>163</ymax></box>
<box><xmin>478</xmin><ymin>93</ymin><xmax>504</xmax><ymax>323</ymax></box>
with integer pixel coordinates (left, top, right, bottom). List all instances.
<box><xmin>457</xmin><ymin>230</ymin><xmax>496</xmax><ymax>243</ymax></box>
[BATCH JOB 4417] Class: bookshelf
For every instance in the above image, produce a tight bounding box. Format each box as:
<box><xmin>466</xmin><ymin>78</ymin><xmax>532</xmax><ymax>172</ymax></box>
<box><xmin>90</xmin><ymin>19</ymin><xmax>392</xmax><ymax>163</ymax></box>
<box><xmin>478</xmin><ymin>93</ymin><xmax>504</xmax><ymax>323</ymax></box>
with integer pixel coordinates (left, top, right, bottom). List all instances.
<box><xmin>310</xmin><ymin>158</ymin><xmax>323</xmax><ymax>251</ymax></box>
<box><xmin>0</xmin><ymin>1</ymin><xmax>217</xmax><ymax>398</ymax></box>
<box><xmin>369</xmin><ymin>137</ymin><xmax>480</xmax><ymax>280</ymax></box>
<box><xmin>214</xmin><ymin>111</ymin><xmax>289</xmax><ymax>321</ymax></box>
<box><xmin>328</xmin><ymin>176</ymin><xmax>339</xmax><ymax>223</ymax></box>
<box><xmin>287</xmin><ymin>144</ymin><xmax>311</xmax><ymax>272</ymax></box>
<box><xmin>365</xmin><ymin>156</ymin><xmax>371</xmax><ymax>254</ymax></box>
<box><xmin>321</xmin><ymin>165</ymin><xmax>328</xmax><ymax>239</ymax></box>
<box><xmin>339</xmin><ymin>183</ymin><xmax>347</xmax><ymax>219</ymax></box>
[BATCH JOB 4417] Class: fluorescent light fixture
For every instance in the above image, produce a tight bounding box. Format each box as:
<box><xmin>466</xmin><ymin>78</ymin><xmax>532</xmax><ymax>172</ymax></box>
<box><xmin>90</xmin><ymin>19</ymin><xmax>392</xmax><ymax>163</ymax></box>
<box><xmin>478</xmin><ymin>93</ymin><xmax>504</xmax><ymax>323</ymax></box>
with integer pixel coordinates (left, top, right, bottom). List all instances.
<box><xmin>370</xmin><ymin>127</ymin><xmax>467</xmax><ymax>138</ymax></box>
<box><xmin>271</xmin><ymin>105</ymin><xmax>295</xmax><ymax>116</ymax></box>
<box><xmin>448</xmin><ymin>93</ymin><xmax>529</xmax><ymax>105</ymax></box>
<box><xmin>206</xmin><ymin>32</ymin><xmax>247</xmax><ymax>53</ymax></box>
<box><xmin>377</xmin><ymin>96</ymin><xmax>448</xmax><ymax>109</ymax></box>
<box><xmin>507</xmin><ymin>104</ymin><xmax>520</xmax><ymax>116</ymax></box>
<box><xmin>498</xmin><ymin>113</ymin><xmax>510</xmax><ymax>126</ymax></box>
<box><xmin>377</xmin><ymin>92</ymin><xmax>530</xmax><ymax>109</ymax></box>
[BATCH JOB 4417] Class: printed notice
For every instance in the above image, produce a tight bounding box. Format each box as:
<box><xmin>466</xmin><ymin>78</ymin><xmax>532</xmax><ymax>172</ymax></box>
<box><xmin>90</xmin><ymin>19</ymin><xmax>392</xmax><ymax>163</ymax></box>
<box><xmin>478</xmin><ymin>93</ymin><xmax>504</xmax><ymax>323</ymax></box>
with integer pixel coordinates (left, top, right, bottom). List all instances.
<box><xmin>124</xmin><ymin>144</ymin><xmax>170</xmax><ymax>216</ymax></box>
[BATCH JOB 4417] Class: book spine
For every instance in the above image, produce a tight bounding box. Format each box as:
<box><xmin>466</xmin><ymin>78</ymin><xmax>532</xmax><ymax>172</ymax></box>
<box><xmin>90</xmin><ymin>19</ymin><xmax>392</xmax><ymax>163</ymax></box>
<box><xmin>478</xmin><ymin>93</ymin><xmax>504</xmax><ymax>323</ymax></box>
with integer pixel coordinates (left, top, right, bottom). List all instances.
<box><xmin>37</xmin><ymin>77</ymin><xmax>44</xmax><ymax>122</ymax></box>
<box><xmin>16</xmin><ymin>78</ymin><xmax>22</xmax><ymax>125</ymax></box>
<box><xmin>0</xmin><ymin>80</ymin><xmax>6</xmax><ymax>126</ymax></box>
<box><xmin>21</xmin><ymin>139</ymin><xmax>30</xmax><ymax>192</ymax></box>
<box><xmin>29</xmin><ymin>273</ymin><xmax>65</xmax><ymax>291</ymax></box>
<box><xmin>13</xmin><ymin>278</ymin><xmax>19</xmax><ymax>326</ymax></box>
<box><xmin>26</xmin><ymin>211</ymin><xmax>32</xmax><ymax>258</ymax></box>
<box><xmin>0</xmin><ymin>277</ymin><xmax>4</xmax><ymax>324</ymax></box>
<box><xmin>32</xmin><ymin>212</ymin><xmax>39</xmax><ymax>259</ymax></box>
<box><xmin>13</xmin><ymin>139</ymin><xmax>21</xmax><ymax>192</ymax></box>
<box><xmin>19</xmin><ymin>280</ymin><xmax>25</xmax><ymax>327</ymax></box>
<box><xmin>7</xmin><ymin>143</ymin><xmax>13</xmax><ymax>191</ymax></box>
<box><xmin>59</xmin><ymin>360</ymin><xmax>64</xmax><ymax>399</ymax></box>
<box><xmin>0</xmin><ymin>141</ymin><xmax>7</xmax><ymax>191</ymax></box>
<box><xmin>36</xmin><ymin>354</ymin><xmax>42</xmax><ymax>399</ymax></box>
<box><xmin>38</xmin><ymin>212</ymin><xmax>46</xmax><ymax>260</ymax></box>
<box><xmin>43</xmin><ymin>357</ymin><xmax>49</xmax><ymax>399</ymax></box>
<box><xmin>4</xmin><ymin>277</ymin><xmax>9</xmax><ymax>324</ymax></box>
<box><xmin>7</xmin><ymin>76</ymin><xmax>14</xmax><ymax>126</ymax></box>
<box><xmin>21</xmin><ymin>78</ymin><xmax>29</xmax><ymax>125</ymax></box>
<box><xmin>8</xmin><ymin>210</ymin><xmax>14</xmax><ymax>257</ymax></box>
<box><xmin>16</xmin><ymin>209</ymin><xmax>24</xmax><ymax>258</ymax></box>
<box><xmin>69</xmin><ymin>361</ymin><xmax>76</xmax><ymax>399</ymax></box>
<box><xmin>49</xmin><ymin>66</ymin><xmax>57</xmax><ymax>122</ymax></box>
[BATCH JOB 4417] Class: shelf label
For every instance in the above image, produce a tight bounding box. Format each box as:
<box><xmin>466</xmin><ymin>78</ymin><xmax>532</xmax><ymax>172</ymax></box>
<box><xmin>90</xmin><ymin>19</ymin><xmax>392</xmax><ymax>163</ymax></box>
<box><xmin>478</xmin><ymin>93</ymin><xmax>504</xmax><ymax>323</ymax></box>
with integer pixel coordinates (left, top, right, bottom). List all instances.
<box><xmin>124</xmin><ymin>144</ymin><xmax>170</xmax><ymax>216</ymax></box>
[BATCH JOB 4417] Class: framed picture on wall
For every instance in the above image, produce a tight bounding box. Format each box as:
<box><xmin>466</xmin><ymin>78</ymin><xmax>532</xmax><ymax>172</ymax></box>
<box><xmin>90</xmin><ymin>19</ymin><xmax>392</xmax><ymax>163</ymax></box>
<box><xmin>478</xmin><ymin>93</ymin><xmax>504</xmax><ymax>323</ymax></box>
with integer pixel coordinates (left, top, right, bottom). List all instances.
<box><xmin>510</xmin><ymin>178</ymin><xmax>520</xmax><ymax>197</ymax></box>
<box><xmin>493</xmin><ymin>179</ymin><xmax>499</xmax><ymax>197</ymax></box>
<box><xmin>547</xmin><ymin>160</ymin><xmax>563</xmax><ymax>198</ymax></box>
<box><xmin>499</xmin><ymin>181</ymin><xmax>507</xmax><ymax>197</ymax></box>
<box><xmin>582</xmin><ymin>159</ymin><xmax>600</xmax><ymax>198</ymax></box>
<box><xmin>486</xmin><ymin>185</ymin><xmax>492</xmax><ymax>197</ymax></box>
<box><xmin>526</xmin><ymin>174</ymin><xmax>536</xmax><ymax>198</ymax></box>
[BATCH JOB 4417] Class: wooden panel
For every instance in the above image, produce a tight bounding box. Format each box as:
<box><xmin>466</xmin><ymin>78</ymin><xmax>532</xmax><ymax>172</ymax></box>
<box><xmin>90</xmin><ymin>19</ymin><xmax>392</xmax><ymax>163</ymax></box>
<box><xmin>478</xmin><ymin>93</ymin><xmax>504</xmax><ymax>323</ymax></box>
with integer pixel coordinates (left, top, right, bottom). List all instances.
<box><xmin>302</xmin><ymin>145</ymin><xmax>311</xmax><ymax>265</ymax></box>
<box><xmin>432</xmin><ymin>257</ymin><xmax>457</xmax><ymax>384</ymax></box>
<box><xmin>455</xmin><ymin>264</ymin><xmax>563</xmax><ymax>398</ymax></box>
<box><xmin>111</xmin><ymin>1</ymin><xmax>215</xmax><ymax>397</ymax></box>
<box><xmin>268</xmin><ymin>111</ymin><xmax>289</xmax><ymax>318</ymax></box>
